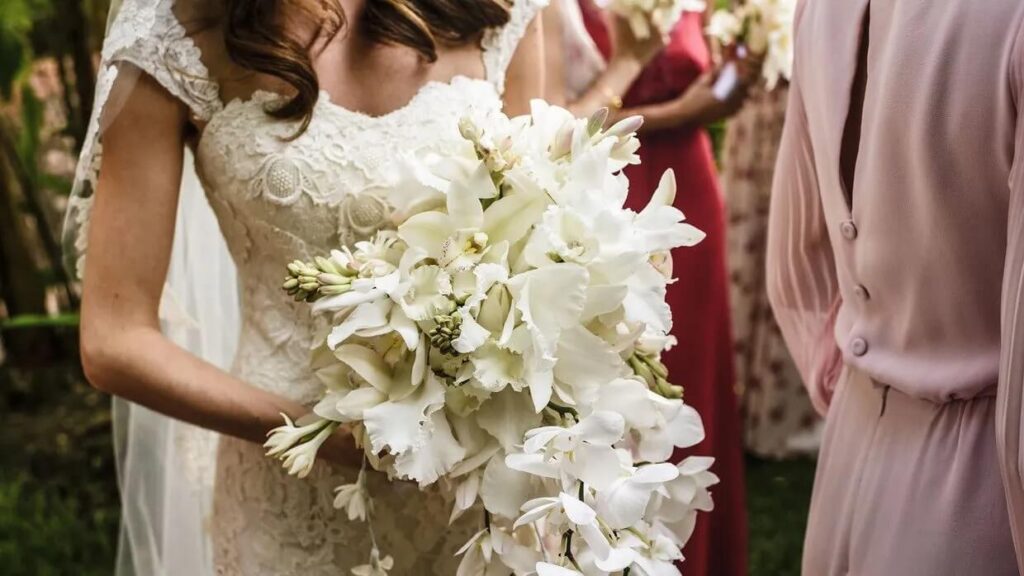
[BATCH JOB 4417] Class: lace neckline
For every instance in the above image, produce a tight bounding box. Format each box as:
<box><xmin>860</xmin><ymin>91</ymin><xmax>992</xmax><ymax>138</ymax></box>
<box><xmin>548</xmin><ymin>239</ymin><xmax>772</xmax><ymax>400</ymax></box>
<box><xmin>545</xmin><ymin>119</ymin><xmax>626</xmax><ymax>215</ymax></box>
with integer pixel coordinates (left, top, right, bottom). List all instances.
<box><xmin>198</xmin><ymin>74</ymin><xmax>493</xmax><ymax>149</ymax></box>
<box><xmin>230</xmin><ymin>74</ymin><xmax>488</xmax><ymax>121</ymax></box>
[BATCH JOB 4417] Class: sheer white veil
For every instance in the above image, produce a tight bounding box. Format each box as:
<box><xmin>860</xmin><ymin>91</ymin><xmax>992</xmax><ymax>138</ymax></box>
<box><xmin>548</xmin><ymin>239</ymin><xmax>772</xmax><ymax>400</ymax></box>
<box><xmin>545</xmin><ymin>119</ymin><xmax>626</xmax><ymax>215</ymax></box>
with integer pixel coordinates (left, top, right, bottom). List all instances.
<box><xmin>62</xmin><ymin>1</ymin><xmax>238</xmax><ymax>574</ymax></box>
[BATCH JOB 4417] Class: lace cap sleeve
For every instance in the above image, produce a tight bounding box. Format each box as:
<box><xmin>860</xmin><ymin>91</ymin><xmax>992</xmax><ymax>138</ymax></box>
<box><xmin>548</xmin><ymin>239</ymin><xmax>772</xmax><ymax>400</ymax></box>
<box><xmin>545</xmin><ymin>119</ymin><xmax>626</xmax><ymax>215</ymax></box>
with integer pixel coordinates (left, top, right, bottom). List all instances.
<box><xmin>102</xmin><ymin>0</ymin><xmax>220</xmax><ymax>121</ymax></box>
<box><xmin>63</xmin><ymin>0</ymin><xmax>221</xmax><ymax>279</ymax></box>
<box><xmin>482</xmin><ymin>0</ymin><xmax>550</xmax><ymax>94</ymax></box>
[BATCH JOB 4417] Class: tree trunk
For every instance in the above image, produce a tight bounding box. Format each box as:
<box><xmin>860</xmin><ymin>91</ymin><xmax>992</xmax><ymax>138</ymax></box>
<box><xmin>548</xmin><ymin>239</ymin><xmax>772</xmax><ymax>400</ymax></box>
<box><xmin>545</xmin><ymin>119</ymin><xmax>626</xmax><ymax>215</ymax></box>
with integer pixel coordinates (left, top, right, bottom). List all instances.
<box><xmin>63</xmin><ymin>0</ymin><xmax>96</xmax><ymax>149</ymax></box>
<box><xmin>0</xmin><ymin>130</ymin><xmax>58</xmax><ymax>366</ymax></box>
<box><xmin>0</xmin><ymin>118</ymin><xmax>77</xmax><ymax>309</ymax></box>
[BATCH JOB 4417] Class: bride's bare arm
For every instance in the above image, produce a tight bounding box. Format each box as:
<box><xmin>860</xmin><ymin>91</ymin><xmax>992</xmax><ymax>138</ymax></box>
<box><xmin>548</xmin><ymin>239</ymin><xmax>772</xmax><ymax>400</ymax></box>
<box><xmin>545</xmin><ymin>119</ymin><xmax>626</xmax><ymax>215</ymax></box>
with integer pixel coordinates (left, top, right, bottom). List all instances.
<box><xmin>79</xmin><ymin>70</ymin><xmax>357</xmax><ymax>465</ymax></box>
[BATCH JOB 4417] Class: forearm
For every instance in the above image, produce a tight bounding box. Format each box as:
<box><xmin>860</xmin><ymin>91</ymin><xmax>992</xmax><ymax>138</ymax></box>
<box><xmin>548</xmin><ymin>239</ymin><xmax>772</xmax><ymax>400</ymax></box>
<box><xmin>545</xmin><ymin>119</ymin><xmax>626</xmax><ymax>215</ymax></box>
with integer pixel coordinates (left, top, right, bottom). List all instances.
<box><xmin>567</xmin><ymin>58</ymin><xmax>644</xmax><ymax>117</ymax></box>
<box><xmin>82</xmin><ymin>323</ymin><xmax>306</xmax><ymax>446</ymax></box>
<box><xmin>617</xmin><ymin>97</ymin><xmax>695</xmax><ymax>133</ymax></box>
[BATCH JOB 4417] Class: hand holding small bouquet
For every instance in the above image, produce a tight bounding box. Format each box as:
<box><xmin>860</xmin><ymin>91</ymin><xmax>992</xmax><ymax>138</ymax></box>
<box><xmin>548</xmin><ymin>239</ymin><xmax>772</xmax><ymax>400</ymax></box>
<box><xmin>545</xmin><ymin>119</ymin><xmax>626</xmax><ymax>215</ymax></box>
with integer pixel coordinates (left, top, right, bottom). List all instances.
<box><xmin>707</xmin><ymin>0</ymin><xmax>796</xmax><ymax>91</ymax></box>
<box><xmin>267</xmin><ymin>101</ymin><xmax>716</xmax><ymax>576</ymax></box>
<box><xmin>599</xmin><ymin>0</ymin><xmax>707</xmax><ymax>41</ymax></box>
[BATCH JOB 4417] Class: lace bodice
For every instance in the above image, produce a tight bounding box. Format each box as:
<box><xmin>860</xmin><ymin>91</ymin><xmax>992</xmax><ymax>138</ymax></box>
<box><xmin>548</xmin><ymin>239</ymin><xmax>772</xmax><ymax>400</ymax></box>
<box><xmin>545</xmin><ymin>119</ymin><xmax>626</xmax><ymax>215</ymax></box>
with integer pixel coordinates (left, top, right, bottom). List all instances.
<box><xmin>196</xmin><ymin>77</ymin><xmax>504</xmax><ymax>404</ymax></box>
<box><xmin>67</xmin><ymin>1</ymin><xmax>547</xmax><ymax>574</ymax></box>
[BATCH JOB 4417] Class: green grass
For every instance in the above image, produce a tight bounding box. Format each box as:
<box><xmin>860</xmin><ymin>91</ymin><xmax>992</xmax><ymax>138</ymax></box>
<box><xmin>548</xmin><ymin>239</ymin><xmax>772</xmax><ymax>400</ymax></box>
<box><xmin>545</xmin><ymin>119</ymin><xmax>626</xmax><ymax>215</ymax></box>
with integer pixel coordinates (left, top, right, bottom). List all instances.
<box><xmin>746</xmin><ymin>457</ymin><xmax>817</xmax><ymax>575</ymax></box>
<box><xmin>0</xmin><ymin>474</ymin><xmax>119</xmax><ymax>576</ymax></box>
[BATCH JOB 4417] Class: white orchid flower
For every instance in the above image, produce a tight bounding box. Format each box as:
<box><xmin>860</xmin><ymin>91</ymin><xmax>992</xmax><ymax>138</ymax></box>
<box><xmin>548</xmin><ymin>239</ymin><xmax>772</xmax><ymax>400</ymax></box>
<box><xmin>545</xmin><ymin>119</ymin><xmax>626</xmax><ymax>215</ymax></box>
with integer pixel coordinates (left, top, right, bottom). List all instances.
<box><xmin>351</xmin><ymin>547</ymin><xmax>394</xmax><ymax>576</ymax></box>
<box><xmin>507</xmin><ymin>264</ymin><xmax>590</xmax><ymax>410</ymax></box>
<box><xmin>479</xmin><ymin>450</ymin><xmax>542</xmax><ymax>520</ymax></box>
<box><xmin>628</xmin><ymin>529</ymin><xmax>684</xmax><ymax>576</ymax></box>
<box><xmin>634</xmin><ymin>396</ymin><xmax>706</xmax><ymax>463</ymax></box>
<box><xmin>456</xmin><ymin>529</ymin><xmax>499</xmax><ymax>576</ymax></box>
<box><xmin>597</xmin><ymin>463</ymin><xmax>680</xmax><ymax>529</ymax></box>
<box><xmin>449</xmin><ymin>470</ymin><xmax>482</xmax><ymax>524</ymax></box>
<box><xmin>399</xmin><ymin>160</ymin><xmax>548</xmax><ymax>273</ymax></box>
<box><xmin>517</xmin><ymin>412</ymin><xmax>630</xmax><ymax>490</ymax></box>
<box><xmin>651</xmin><ymin>456</ymin><xmax>718</xmax><ymax>547</ymax></box>
<box><xmin>634</xmin><ymin>170</ymin><xmax>706</xmax><ymax>253</ymax></box>
<box><xmin>393</xmin><ymin>410</ymin><xmax>467</xmax><ymax>486</ymax></box>
<box><xmin>362</xmin><ymin>368</ymin><xmax>446</xmax><ymax>455</ymax></box>
<box><xmin>515</xmin><ymin>492</ymin><xmax>621</xmax><ymax>570</ymax></box>
<box><xmin>333</xmin><ymin>467</ymin><xmax>371</xmax><ymax>521</ymax></box>
<box><xmin>400</xmin><ymin>264</ymin><xmax>454</xmax><ymax>321</ymax></box>
<box><xmin>523</xmin><ymin>411</ymin><xmax>624</xmax><ymax>455</ymax></box>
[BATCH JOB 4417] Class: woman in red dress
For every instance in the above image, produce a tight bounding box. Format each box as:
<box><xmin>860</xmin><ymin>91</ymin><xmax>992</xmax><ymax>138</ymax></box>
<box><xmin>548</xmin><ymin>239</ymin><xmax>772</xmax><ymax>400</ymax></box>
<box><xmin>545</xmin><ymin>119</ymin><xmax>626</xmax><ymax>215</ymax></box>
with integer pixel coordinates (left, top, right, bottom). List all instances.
<box><xmin>573</xmin><ymin>5</ymin><xmax>756</xmax><ymax>575</ymax></box>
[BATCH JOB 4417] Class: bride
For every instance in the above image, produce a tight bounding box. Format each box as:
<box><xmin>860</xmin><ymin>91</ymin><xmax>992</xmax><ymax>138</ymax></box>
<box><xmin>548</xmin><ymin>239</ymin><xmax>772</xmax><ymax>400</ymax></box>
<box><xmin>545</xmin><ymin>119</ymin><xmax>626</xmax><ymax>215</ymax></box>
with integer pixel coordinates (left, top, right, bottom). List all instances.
<box><xmin>70</xmin><ymin>0</ymin><xmax>663</xmax><ymax>569</ymax></box>
<box><xmin>66</xmin><ymin>1</ymin><xmax>659</xmax><ymax>574</ymax></box>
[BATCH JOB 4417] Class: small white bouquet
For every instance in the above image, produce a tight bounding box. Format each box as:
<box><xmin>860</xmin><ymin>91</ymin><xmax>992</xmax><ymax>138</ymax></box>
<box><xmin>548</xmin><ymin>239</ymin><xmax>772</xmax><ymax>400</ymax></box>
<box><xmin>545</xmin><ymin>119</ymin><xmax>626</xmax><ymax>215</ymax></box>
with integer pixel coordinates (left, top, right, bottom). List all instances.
<box><xmin>707</xmin><ymin>0</ymin><xmax>796</xmax><ymax>92</ymax></box>
<box><xmin>599</xmin><ymin>0</ymin><xmax>707</xmax><ymax>40</ymax></box>
<box><xmin>267</xmin><ymin>101</ymin><xmax>716</xmax><ymax>576</ymax></box>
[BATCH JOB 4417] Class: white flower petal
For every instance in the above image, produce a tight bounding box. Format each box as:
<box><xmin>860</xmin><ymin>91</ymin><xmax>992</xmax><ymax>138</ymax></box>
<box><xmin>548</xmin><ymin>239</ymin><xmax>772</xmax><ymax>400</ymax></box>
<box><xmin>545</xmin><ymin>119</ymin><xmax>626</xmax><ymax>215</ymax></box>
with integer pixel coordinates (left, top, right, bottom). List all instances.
<box><xmin>481</xmin><ymin>454</ymin><xmax>539</xmax><ymax>520</ymax></box>
<box><xmin>333</xmin><ymin>344</ymin><xmax>393</xmax><ymax>393</ymax></box>
<box><xmin>475</xmin><ymin>388</ymin><xmax>541</xmax><ymax>450</ymax></box>
<box><xmin>394</xmin><ymin>410</ymin><xmax>467</xmax><ymax>486</ymax></box>
<box><xmin>453</xmin><ymin>312</ymin><xmax>491</xmax><ymax>354</ymax></box>
<box><xmin>397</xmin><ymin>211</ymin><xmax>455</xmax><ymax>261</ymax></box>
<box><xmin>362</xmin><ymin>372</ymin><xmax>445</xmax><ymax>454</ymax></box>
<box><xmin>327</xmin><ymin>300</ymin><xmax>390</xmax><ymax>349</ymax></box>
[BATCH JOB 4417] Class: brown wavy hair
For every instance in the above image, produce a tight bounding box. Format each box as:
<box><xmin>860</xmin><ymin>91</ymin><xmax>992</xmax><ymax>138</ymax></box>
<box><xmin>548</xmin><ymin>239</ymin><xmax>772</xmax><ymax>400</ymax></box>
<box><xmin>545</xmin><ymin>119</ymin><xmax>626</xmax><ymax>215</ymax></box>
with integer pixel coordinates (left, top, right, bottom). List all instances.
<box><xmin>224</xmin><ymin>0</ymin><xmax>511</xmax><ymax>135</ymax></box>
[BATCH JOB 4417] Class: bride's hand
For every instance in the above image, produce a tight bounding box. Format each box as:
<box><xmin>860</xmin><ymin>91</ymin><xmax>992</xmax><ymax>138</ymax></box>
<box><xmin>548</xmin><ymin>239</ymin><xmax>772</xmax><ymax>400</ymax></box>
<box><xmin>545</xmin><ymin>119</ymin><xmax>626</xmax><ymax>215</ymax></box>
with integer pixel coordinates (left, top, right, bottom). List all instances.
<box><xmin>609</xmin><ymin>14</ymin><xmax>666</xmax><ymax>68</ymax></box>
<box><xmin>320</xmin><ymin>425</ymin><xmax>367</xmax><ymax>469</ymax></box>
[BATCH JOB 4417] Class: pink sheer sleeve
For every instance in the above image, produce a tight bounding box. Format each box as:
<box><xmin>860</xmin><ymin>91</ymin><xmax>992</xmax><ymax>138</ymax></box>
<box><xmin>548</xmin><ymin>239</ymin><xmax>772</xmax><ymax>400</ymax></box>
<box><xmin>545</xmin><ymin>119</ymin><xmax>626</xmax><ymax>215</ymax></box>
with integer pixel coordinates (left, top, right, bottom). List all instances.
<box><xmin>997</xmin><ymin>25</ymin><xmax>1024</xmax><ymax>572</ymax></box>
<box><xmin>765</xmin><ymin>2</ymin><xmax>843</xmax><ymax>416</ymax></box>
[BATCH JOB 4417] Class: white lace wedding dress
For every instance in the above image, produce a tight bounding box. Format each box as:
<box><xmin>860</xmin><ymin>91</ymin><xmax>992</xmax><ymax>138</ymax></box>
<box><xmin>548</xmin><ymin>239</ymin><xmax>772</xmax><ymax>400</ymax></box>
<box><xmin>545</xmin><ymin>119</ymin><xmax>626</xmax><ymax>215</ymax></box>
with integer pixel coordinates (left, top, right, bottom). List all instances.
<box><xmin>65</xmin><ymin>1</ymin><xmax>546</xmax><ymax>574</ymax></box>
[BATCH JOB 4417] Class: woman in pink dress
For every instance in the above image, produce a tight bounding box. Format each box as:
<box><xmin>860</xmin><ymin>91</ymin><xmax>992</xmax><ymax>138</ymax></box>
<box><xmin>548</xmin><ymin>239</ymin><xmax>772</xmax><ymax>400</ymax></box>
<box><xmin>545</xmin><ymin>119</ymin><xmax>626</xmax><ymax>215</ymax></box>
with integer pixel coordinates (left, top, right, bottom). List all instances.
<box><xmin>768</xmin><ymin>0</ymin><xmax>1024</xmax><ymax>573</ymax></box>
<box><xmin>570</xmin><ymin>5</ymin><xmax>757</xmax><ymax>575</ymax></box>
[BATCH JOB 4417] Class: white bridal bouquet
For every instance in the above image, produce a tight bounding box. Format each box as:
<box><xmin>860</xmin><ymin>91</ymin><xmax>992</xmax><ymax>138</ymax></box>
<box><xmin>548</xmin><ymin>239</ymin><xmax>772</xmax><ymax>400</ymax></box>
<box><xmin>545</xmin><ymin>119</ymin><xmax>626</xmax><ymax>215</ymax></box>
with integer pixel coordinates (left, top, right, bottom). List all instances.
<box><xmin>598</xmin><ymin>0</ymin><xmax>707</xmax><ymax>40</ymax></box>
<box><xmin>707</xmin><ymin>0</ymin><xmax>796</xmax><ymax>91</ymax></box>
<box><xmin>266</xmin><ymin>101</ymin><xmax>717</xmax><ymax>576</ymax></box>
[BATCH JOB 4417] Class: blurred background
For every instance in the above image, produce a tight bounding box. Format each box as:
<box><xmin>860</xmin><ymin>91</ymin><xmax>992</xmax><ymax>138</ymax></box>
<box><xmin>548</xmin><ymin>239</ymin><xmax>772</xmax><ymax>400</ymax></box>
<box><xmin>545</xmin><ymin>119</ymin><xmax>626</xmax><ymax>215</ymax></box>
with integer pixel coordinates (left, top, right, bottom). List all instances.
<box><xmin>0</xmin><ymin>0</ymin><xmax>815</xmax><ymax>573</ymax></box>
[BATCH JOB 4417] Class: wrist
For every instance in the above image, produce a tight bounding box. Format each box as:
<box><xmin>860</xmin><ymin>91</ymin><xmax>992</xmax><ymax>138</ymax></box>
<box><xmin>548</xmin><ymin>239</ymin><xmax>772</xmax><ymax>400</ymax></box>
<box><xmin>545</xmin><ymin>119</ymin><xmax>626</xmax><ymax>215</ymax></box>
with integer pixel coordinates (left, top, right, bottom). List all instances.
<box><xmin>609</xmin><ymin>56</ymin><xmax>644</xmax><ymax>78</ymax></box>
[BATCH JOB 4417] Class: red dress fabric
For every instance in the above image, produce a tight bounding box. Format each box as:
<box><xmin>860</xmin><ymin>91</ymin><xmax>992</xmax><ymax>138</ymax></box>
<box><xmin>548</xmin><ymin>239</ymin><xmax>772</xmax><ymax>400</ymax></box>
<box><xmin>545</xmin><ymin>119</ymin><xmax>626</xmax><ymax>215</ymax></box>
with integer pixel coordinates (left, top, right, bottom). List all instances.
<box><xmin>580</xmin><ymin>7</ymin><xmax>748</xmax><ymax>575</ymax></box>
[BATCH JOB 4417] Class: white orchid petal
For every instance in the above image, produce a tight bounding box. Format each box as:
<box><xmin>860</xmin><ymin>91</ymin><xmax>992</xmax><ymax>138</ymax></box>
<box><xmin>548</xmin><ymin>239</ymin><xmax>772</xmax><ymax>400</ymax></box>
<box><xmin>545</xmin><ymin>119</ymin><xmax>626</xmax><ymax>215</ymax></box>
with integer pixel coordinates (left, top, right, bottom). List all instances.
<box><xmin>448</xmin><ymin>162</ymin><xmax>489</xmax><ymax>228</ymax></box>
<box><xmin>504</xmin><ymin>452</ymin><xmax>560</xmax><ymax>480</ymax></box>
<box><xmin>393</xmin><ymin>410</ymin><xmax>467</xmax><ymax>486</ymax></box>
<box><xmin>475</xmin><ymin>388</ymin><xmax>541</xmax><ymax>450</ymax></box>
<box><xmin>398</xmin><ymin>211</ymin><xmax>455</xmax><ymax>261</ymax></box>
<box><xmin>326</xmin><ymin>300</ymin><xmax>390</xmax><ymax>349</ymax></box>
<box><xmin>575</xmin><ymin>411</ymin><xmax>626</xmax><ymax>446</ymax></box>
<box><xmin>362</xmin><ymin>372</ymin><xmax>445</xmax><ymax>454</ymax></box>
<box><xmin>513</xmin><ymin>497</ymin><xmax>560</xmax><ymax>530</ymax></box>
<box><xmin>452</xmin><ymin>312</ymin><xmax>491</xmax><ymax>354</ymax></box>
<box><xmin>480</xmin><ymin>454</ymin><xmax>538</xmax><ymax>520</ymax></box>
<box><xmin>559</xmin><ymin>492</ymin><xmax>597</xmax><ymax>525</ymax></box>
<box><xmin>333</xmin><ymin>344</ymin><xmax>393</xmax><ymax>393</ymax></box>
<box><xmin>335</xmin><ymin>387</ymin><xmax>388</xmax><ymax>421</ymax></box>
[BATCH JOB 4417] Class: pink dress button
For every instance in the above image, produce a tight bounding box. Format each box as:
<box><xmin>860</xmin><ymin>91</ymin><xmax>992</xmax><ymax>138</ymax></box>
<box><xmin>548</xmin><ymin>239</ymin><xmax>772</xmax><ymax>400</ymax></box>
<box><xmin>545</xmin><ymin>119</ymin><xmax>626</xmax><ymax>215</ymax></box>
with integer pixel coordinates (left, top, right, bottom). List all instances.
<box><xmin>854</xmin><ymin>284</ymin><xmax>870</xmax><ymax>300</ymax></box>
<box><xmin>851</xmin><ymin>338</ymin><xmax>869</xmax><ymax>356</ymax></box>
<box><xmin>840</xmin><ymin>220</ymin><xmax>859</xmax><ymax>240</ymax></box>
